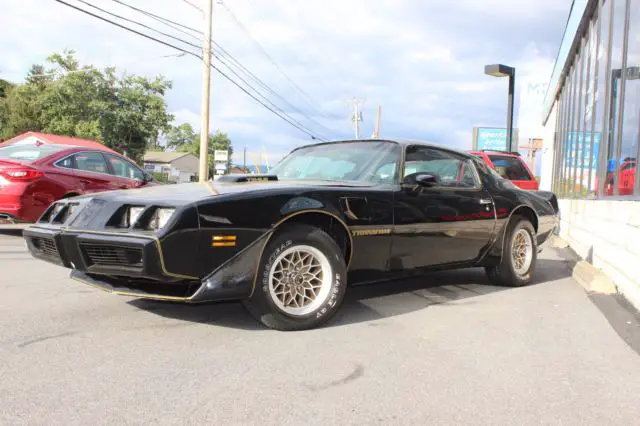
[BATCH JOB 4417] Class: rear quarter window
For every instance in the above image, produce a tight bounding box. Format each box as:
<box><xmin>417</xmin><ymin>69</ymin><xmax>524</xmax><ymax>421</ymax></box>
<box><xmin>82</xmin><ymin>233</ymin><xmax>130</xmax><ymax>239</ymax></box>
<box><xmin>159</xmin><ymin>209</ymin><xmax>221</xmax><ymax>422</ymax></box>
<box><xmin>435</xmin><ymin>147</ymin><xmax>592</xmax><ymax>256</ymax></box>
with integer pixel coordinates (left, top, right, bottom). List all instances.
<box><xmin>487</xmin><ymin>155</ymin><xmax>532</xmax><ymax>181</ymax></box>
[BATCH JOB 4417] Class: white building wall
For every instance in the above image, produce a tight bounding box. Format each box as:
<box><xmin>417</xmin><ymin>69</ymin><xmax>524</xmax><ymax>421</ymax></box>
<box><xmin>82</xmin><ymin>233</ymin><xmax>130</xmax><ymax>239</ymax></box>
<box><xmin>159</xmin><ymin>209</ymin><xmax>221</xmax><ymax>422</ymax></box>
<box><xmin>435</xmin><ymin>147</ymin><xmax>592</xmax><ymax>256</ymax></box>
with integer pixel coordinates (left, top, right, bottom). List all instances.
<box><xmin>558</xmin><ymin>198</ymin><xmax>640</xmax><ymax>311</ymax></box>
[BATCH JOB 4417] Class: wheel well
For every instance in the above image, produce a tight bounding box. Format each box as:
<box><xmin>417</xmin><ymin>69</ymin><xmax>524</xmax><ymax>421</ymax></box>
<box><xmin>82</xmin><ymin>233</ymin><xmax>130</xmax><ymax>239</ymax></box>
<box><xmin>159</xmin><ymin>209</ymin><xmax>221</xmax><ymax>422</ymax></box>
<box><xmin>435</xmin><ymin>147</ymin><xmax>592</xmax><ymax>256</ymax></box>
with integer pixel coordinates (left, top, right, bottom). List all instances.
<box><xmin>512</xmin><ymin>206</ymin><xmax>538</xmax><ymax>232</ymax></box>
<box><xmin>275</xmin><ymin>212</ymin><xmax>352</xmax><ymax>266</ymax></box>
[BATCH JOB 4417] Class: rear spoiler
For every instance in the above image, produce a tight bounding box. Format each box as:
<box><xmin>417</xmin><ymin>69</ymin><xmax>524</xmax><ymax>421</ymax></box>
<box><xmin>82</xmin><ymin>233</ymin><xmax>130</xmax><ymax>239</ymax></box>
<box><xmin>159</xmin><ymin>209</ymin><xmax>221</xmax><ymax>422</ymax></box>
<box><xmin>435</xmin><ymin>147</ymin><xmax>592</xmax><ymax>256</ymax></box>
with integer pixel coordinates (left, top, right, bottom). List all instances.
<box><xmin>532</xmin><ymin>190</ymin><xmax>559</xmax><ymax>213</ymax></box>
<box><xmin>216</xmin><ymin>174</ymin><xmax>278</xmax><ymax>183</ymax></box>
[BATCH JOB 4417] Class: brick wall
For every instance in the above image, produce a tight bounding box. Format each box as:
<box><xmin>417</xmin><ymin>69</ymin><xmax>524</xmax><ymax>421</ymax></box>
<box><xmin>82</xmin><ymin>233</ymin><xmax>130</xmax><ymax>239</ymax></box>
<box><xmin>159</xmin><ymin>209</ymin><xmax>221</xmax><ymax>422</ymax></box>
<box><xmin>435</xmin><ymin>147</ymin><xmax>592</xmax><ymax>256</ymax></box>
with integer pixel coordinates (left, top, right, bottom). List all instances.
<box><xmin>558</xmin><ymin>198</ymin><xmax>640</xmax><ymax>310</ymax></box>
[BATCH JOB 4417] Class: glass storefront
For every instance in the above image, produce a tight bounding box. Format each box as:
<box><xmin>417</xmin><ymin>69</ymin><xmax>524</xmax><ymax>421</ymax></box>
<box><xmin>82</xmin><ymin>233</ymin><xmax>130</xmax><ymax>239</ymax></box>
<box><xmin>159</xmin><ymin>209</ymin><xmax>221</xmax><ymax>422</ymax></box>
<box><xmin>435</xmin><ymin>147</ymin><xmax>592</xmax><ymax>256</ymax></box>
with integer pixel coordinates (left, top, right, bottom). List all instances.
<box><xmin>549</xmin><ymin>0</ymin><xmax>640</xmax><ymax>198</ymax></box>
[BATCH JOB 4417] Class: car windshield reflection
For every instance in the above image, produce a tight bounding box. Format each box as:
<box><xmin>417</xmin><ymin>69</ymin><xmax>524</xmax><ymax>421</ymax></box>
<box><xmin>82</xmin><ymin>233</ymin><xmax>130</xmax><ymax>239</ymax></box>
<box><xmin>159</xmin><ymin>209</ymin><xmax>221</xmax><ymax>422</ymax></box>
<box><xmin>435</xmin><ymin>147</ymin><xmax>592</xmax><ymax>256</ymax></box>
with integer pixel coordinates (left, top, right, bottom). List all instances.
<box><xmin>269</xmin><ymin>141</ymin><xmax>401</xmax><ymax>185</ymax></box>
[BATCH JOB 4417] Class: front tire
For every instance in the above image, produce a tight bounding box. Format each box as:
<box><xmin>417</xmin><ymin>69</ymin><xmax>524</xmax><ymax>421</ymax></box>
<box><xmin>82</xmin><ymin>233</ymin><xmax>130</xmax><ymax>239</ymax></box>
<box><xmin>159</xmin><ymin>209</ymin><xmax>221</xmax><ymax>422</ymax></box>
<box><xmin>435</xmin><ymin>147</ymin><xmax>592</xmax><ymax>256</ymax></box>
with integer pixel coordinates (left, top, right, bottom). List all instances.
<box><xmin>242</xmin><ymin>224</ymin><xmax>347</xmax><ymax>331</ymax></box>
<box><xmin>485</xmin><ymin>217</ymin><xmax>537</xmax><ymax>287</ymax></box>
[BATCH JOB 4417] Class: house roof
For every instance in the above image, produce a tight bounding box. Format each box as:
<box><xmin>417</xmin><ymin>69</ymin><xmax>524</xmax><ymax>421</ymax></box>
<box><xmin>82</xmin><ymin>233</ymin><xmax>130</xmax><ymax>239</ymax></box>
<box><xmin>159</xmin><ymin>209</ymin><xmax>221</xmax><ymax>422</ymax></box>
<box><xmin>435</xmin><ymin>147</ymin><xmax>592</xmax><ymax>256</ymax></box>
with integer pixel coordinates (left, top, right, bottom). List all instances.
<box><xmin>143</xmin><ymin>151</ymin><xmax>194</xmax><ymax>163</ymax></box>
<box><xmin>0</xmin><ymin>131</ymin><xmax>118</xmax><ymax>153</ymax></box>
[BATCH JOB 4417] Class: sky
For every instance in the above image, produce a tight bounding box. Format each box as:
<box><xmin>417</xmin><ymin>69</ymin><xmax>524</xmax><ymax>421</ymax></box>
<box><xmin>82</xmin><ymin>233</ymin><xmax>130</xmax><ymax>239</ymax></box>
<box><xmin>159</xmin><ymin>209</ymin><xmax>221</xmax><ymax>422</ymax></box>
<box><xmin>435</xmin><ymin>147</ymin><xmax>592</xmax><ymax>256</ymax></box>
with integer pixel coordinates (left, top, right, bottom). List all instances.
<box><xmin>0</xmin><ymin>0</ymin><xmax>571</xmax><ymax>167</ymax></box>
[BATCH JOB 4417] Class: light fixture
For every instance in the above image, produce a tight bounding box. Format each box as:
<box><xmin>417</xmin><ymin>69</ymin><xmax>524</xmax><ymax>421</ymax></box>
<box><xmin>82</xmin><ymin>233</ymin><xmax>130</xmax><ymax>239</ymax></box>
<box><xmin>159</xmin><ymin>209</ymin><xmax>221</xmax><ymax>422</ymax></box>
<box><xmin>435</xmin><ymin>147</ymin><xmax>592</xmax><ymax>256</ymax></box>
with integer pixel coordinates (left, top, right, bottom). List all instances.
<box><xmin>484</xmin><ymin>63</ymin><xmax>516</xmax><ymax>151</ymax></box>
<box><xmin>148</xmin><ymin>208</ymin><xmax>175</xmax><ymax>230</ymax></box>
<box><xmin>128</xmin><ymin>206</ymin><xmax>145</xmax><ymax>227</ymax></box>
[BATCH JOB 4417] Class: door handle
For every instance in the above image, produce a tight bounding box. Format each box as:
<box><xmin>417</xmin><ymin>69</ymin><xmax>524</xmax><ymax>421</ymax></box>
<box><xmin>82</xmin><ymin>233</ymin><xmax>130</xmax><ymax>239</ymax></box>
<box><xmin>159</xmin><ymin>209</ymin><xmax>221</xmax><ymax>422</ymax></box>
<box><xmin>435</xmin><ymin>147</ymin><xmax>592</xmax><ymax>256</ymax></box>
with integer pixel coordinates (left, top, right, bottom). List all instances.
<box><xmin>479</xmin><ymin>198</ymin><xmax>493</xmax><ymax>204</ymax></box>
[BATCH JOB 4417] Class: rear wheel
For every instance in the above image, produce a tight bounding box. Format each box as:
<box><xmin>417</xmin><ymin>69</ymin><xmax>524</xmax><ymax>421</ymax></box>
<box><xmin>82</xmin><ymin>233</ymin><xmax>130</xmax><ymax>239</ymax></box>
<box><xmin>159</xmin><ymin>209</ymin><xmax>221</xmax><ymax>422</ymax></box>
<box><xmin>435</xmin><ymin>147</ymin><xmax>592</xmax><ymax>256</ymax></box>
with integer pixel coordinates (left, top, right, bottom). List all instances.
<box><xmin>242</xmin><ymin>224</ymin><xmax>347</xmax><ymax>331</ymax></box>
<box><xmin>485</xmin><ymin>217</ymin><xmax>537</xmax><ymax>287</ymax></box>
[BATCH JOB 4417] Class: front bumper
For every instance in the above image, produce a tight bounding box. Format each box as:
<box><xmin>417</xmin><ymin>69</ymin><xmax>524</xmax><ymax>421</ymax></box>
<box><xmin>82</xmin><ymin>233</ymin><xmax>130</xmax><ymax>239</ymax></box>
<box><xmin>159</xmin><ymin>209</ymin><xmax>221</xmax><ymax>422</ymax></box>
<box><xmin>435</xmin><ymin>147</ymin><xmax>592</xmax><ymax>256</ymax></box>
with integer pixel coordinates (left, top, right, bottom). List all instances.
<box><xmin>23</xmin><ymin>225</ymin><xmax>264</xmax><ymax>303</ymax></box>
<box><xmin>23</xmin><ymin>226</ymin><xmax>180</xmax><ymax>279</ymax></box>
<box><xmin>23</xmin><ymin>225</ymin><xmax>205</xmax><ymax>300</ymax></box>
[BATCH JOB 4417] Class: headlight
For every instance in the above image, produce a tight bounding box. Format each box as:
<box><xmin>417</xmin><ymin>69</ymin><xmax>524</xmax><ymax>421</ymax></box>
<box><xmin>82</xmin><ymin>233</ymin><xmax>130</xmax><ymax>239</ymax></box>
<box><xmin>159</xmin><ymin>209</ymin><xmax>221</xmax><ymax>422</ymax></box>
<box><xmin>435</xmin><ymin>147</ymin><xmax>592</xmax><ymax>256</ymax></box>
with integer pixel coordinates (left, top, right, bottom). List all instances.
<box><xmin>50</xmin><ymin>203</ymin><xmax>64</xmax><ymax>218</ymax></box>
<box><xmin>66</xmin><ymin>203</ymin><xmax>78</xmax><ymax>216</ymax></box>
<box><xmin>128</xmin><ymin>206</ymin><xmax>145</xmax><ymax>226</ymax></box>
<box><xmin>148</xmin><ymin>208</ymin><xmax>175</xmax><ymax>230</ymax></box>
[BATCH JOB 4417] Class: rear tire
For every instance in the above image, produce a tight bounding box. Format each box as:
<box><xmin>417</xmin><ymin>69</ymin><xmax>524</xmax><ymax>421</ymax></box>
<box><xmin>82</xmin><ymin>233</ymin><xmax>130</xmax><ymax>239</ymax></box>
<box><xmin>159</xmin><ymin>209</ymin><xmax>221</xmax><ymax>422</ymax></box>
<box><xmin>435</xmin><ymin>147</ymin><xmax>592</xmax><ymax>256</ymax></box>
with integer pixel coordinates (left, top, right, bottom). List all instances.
<box><xmin>242</xmin><ymin>224</ymin><xmax>347</xmax><ymax>331</ymax></box>
<box><xmin>485</xmin><ymin>217</ymin><xmax>537</xmax><ymax>287</ymax></box>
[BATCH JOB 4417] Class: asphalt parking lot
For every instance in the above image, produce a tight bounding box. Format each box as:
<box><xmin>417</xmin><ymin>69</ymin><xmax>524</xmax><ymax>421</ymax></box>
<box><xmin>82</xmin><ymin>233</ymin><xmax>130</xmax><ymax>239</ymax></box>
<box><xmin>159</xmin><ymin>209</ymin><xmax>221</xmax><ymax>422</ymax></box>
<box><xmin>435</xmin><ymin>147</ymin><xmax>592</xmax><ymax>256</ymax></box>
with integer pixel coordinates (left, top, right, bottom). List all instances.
<box><xmin>1</xmin><ymin>229</ymin><xmax>640</xmax><ymax>425</ymax></box>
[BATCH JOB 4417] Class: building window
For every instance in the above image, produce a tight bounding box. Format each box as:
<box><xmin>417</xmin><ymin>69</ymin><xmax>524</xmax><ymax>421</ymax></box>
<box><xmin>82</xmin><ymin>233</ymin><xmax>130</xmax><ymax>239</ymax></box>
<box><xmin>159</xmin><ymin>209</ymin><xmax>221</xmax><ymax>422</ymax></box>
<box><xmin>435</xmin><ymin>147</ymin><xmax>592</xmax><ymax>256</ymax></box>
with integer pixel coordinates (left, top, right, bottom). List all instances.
<box><xmin>604</xmin><ymin>0</ymin><xmax>628</xmax><ymax>196</ymax></box>
<box><xmin>618</xmin><ymin>0</ymin><xmax>639</xmax><ymax>196</ymax></box>
<box><xmin>550</xmin><ymin>0</ymin><xmax>640</xmax><ymax>199</ymax></box>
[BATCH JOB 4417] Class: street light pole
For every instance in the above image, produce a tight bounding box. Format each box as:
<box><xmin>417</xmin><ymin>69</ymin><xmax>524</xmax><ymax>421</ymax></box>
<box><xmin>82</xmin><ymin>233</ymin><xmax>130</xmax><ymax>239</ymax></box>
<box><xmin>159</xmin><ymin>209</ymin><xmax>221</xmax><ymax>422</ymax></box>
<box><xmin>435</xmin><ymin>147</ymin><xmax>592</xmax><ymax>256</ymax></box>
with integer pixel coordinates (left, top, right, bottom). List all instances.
<box><xmin>485</xmin><ymin>64</ymin><xmax>516</xmax><ymax>152</ymax></box>
<box><xmin>198</xmin><ymin>0</ymin><xmax>213</xmax><ymax>182</ymax></box>
<box><xmin>506</xmin><ymin>68</ymin><xmax>515</xmax><ymax>152</ymax></box>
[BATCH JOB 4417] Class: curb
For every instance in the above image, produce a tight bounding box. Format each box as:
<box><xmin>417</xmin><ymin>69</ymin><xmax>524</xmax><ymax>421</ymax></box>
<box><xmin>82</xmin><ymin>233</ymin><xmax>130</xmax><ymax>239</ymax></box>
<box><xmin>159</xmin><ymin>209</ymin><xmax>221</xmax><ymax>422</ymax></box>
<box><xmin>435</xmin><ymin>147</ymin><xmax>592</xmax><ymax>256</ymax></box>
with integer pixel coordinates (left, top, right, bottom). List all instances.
<box><xmin>549</xmin><ymin>235</ymin><xmax>617</xmax><ymax>295</ymax></box>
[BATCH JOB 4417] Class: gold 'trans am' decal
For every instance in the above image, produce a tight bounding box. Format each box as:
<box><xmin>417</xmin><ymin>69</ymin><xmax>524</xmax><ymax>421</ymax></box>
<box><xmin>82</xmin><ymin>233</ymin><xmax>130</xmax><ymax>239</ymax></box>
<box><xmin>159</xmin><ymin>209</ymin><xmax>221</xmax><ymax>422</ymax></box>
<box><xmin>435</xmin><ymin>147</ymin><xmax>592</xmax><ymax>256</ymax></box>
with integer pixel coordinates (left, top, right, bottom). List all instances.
<box><xmin>351</xmin><ymin>228</ymin><xmax>392</xmax><ymax>237</ymax></box>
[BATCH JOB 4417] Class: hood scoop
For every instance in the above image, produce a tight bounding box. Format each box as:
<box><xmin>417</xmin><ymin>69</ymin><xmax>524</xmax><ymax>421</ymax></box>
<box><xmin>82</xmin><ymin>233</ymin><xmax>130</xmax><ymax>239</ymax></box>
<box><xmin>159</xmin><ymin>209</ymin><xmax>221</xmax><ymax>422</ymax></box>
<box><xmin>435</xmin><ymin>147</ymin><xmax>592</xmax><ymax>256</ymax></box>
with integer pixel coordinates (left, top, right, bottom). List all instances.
<box><xmin>216</xmin><ymin>174</ymin><xmax>278</xmax><ymax>183</ymax></box>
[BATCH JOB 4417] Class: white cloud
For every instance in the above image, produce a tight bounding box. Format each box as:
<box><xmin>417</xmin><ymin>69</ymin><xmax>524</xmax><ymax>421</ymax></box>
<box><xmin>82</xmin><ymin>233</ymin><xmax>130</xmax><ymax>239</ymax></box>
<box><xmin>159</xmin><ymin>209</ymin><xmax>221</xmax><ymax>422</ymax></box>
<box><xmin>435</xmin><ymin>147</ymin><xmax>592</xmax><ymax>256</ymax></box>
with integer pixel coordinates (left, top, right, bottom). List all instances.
<box><xmin>1</xmin><ymin>0</ymin><xmax>572</xmax><ymax>158</ymax></box>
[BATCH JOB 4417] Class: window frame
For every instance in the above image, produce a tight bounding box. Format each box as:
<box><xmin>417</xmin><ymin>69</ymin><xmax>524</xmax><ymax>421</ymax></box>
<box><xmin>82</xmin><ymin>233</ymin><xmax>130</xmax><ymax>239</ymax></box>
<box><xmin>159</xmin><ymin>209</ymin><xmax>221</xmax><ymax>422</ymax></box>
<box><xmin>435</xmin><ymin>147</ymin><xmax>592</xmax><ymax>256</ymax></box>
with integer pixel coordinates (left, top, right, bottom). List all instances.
<box><xmin>399</xmin><ymin>144</ymin><xmax>483</xmax><ymax>191</ymax></box>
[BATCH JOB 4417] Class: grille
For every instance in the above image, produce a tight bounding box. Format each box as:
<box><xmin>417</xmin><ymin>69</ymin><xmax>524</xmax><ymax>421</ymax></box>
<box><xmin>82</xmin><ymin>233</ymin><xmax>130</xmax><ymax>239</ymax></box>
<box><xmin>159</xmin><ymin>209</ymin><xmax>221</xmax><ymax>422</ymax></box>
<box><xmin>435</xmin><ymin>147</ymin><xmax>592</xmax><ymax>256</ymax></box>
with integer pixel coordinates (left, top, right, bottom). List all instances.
<box><xmin>81</xmin><ymin>244</ymin><xmax>144</xmax><ymax>268</ymax></box>
<box><xmin>30</xmin><ymin>237</ymin><xmax>60</xmax><ymax>258</ymax></box>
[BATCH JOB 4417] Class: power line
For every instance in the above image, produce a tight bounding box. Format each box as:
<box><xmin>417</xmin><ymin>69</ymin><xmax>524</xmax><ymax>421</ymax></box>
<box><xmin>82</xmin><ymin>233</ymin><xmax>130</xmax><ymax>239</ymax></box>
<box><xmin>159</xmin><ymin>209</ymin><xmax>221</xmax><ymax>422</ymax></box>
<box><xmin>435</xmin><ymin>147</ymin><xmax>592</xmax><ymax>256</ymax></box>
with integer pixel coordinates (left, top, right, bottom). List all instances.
<box><xmin>76</xmin><ymin>0</ymin><xmax>198</xmax><ymax>51</ymax></box>
<box><xmin>181</xmin><ymin>0</ymin><xmax>203</xmax><ymax>12</ymax></box>
<box><xmin>106</xmin><ymin>0</ymin><xmax>337</xmax><ymax>137</ymax></box>
<box><xmin>60</xmin><ymin>0</ymin><xmax>327</xmax><ymax>141</ymax></box>
<box><xmin>110</xmin><ymin>0</ymin><xmax>202</xmax><ymax>36</ymax></box>
<box><xmin>54</xmin><ymin>0</ymin><xmax>327</xmax><ymax>141</ymax></box>
<box><xmin>219</xmin><ymin>1</ymin><xmax>331</xmax><ymax>119</ymax></box>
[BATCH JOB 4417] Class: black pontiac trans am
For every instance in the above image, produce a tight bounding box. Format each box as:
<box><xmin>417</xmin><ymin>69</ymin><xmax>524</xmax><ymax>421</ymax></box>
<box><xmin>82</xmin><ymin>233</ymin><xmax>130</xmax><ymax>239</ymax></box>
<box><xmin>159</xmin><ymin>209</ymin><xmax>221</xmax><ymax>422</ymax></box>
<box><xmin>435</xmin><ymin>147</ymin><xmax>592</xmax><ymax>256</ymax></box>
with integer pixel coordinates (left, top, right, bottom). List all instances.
<box><xmin>24</xmin><ymin>139</ymin><xmax>560</xmax><ymax>330</ymax></box>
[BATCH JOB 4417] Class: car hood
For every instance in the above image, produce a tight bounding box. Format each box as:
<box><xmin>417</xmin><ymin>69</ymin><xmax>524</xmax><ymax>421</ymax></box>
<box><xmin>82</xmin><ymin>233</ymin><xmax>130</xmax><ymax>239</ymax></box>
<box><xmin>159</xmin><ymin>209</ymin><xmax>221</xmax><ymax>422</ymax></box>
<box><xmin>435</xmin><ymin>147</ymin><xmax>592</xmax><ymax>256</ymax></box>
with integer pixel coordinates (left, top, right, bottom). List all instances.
<box><xmin>72</xmin><ymin>179</ymin><xmax>375</xmax><ymax>205</ymax></box>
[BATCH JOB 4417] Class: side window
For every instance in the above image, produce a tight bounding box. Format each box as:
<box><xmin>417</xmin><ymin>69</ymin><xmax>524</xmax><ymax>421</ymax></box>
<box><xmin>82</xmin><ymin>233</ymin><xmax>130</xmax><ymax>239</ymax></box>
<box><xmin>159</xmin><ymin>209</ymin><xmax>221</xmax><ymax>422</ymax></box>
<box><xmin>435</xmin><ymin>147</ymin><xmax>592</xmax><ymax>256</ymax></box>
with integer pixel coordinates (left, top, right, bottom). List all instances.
<box><xmin>403</xmin><ymin>146</ymin><xmax>480</xmax><ymax>189</ymax></box>
<box><xmin>106</xmin><ymin>154</ymin><xmax>144</xmax><ymax>180</ymax></box>
<box><xmin>57</xmin><ymin>156</ymin><xmax>75</xmax><ymax>169</ymax></box>
<box><xmin>374</xmin><ymin>162</ymin><xmax>398</xmax><ymax>184</ymax></box>
<box><xmin>74</xmin><ymin>152</ymin><xmax>109</xmax><ymax>174</ymax></box>
<box><xmin>487</xmin><ymin>155</ymin><xmax>532</xmax><ymax>181</ymax></box>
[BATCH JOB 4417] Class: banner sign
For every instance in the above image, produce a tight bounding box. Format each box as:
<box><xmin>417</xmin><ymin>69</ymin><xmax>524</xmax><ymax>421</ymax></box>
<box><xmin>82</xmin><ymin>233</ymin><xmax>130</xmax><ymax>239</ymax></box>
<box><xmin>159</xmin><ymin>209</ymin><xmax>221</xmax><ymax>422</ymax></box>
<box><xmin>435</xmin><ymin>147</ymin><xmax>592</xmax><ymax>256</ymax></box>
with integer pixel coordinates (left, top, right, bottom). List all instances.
<box><xmin>473</xmin><ymin>127</ymin><xmax>519</xmax><ymax>151</ymax></box>
<box><xmin>565</xmin><ymin>131</ymin><xmax>601</xmax><ymax>169</ymax></box>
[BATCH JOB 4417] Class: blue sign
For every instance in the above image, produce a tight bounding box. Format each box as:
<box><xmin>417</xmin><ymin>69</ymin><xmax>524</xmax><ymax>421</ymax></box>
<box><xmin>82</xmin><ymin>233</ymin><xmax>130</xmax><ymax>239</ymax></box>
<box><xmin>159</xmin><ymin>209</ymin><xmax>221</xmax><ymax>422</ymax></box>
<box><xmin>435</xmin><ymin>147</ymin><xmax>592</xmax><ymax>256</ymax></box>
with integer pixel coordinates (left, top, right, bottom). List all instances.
<box><xmin>476</xmin><ymin>128</ymin><xmax>509</xmax><ymax>151</ymax></box>
<box><xmin>565</xmin><ymin>131</ymin><xmax>601</xmax><ymax>169</ymax></box>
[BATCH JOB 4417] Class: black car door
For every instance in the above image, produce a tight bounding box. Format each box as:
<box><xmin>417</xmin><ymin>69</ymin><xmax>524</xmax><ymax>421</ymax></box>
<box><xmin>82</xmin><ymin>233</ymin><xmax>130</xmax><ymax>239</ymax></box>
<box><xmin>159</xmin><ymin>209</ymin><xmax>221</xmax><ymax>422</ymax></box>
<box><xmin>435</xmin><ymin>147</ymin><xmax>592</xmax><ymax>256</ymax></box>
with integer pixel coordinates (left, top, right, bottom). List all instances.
<box><xmin>390</xmin><ymin>145</ymin><xmax>497</xmax><ymax>270</ymax></box>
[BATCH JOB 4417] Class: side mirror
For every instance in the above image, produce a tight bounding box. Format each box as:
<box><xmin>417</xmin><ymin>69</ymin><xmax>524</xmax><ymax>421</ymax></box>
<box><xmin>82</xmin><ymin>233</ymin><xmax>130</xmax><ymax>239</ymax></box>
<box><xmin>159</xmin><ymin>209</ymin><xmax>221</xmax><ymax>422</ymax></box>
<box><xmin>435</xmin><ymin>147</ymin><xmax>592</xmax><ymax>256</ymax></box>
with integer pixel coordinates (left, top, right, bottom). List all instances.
<box><xmin>402</xmin><ymin>172</ymin><xmax>438</xmax><ymax>192</ymax></box>
<box><xmin>415</xmin><ymin>173</ymin><xmax>438</xmax><ymax>186</ymax></box>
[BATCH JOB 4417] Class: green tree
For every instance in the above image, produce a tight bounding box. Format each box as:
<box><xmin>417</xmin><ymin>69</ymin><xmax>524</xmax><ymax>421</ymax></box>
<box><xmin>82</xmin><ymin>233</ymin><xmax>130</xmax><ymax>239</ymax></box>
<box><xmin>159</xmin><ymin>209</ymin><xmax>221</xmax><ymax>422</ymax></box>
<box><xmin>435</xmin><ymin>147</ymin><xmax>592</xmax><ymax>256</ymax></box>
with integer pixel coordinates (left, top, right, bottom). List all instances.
<box><xmin>0</xmin><ymin>79</ymin><xmax>16</xmax><ymax>137</ymax></box>
<box><xmin>173</xmin><ymin>128</ymin><xmax>234</xmax><ymax>173</ymax></box>
<box><xmin>0</xmin><ymin>79</ymin><xmax>14</xmax><ymax>98</ymax></box>
<box><xmin>0</xmin><ymin>83</ymin><xmax>45</xmax><ymax>140</ymax></box>
<box><xmin>0</xmin><ymin>50</ymin><xmax>174</xmax><ymax>160</ymax></box>
<box><xmin>165</xmin><ymin>123</ymin><xmax>196</xmax><ymax>151</ymax></box>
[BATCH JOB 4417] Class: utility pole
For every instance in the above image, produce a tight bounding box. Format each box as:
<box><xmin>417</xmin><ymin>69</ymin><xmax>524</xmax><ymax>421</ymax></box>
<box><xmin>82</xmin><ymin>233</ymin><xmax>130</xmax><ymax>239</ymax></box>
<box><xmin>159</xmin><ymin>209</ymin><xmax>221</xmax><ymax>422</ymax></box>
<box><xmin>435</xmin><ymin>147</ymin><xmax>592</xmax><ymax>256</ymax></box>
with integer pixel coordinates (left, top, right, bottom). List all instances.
<box><xmin>372</xmin><ymin>105</ymin><xmax>381</xmax><ymax>138</ymax></box>
<box><xmin>522</xmin><ymin>138</ymin><xmax>543</xmax><ymax>177</ymax></box>
<box><xmin>243</xmin><ymin>146</ymin><xmax>247</xmax><ymax>172</ymax></box>
<box><xmin>198</xmin><ymin>0</ymin><xmax>213</xmax><ymax>182</ymax></box>
<box><xmin>348</xmin><ymin>97</ymin><xmax>365</xmax><ymax>139</ymax></box>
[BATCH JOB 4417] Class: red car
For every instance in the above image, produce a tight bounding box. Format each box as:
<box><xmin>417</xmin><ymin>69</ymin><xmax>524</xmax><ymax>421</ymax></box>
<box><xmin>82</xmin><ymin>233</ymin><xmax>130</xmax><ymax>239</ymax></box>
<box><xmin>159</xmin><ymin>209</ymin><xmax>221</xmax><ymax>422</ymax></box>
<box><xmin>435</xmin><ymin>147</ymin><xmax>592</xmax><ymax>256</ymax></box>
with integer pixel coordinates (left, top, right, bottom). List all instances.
<box><xmin>603</xmin><ymin>158</ymin><xmax>636</xmax><ymax>196</ymax></box>
<box><xmin>469</xmin><ymin>150</ymin><xmax>539</xmax><ymax>190</ymax></box>
<box><xmin>0</xmin><ymin>141</ymin><xmax>156</xmax><ymax>223</ymax></box>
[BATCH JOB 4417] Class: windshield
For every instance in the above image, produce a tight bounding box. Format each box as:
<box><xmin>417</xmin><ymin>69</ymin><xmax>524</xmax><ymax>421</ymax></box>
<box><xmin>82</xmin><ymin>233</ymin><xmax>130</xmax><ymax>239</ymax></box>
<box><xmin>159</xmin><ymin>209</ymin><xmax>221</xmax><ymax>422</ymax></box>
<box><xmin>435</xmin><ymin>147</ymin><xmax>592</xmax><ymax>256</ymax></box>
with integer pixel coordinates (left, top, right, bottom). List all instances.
<box><xmin>270</xmin><ymin>141</ymin><xmax>401</xmax><ymax>184</ymax></box>
<box><xmin>0</xmin><ymin>143</ymin><xmax>69</xmax><ymax>162</ymax></box>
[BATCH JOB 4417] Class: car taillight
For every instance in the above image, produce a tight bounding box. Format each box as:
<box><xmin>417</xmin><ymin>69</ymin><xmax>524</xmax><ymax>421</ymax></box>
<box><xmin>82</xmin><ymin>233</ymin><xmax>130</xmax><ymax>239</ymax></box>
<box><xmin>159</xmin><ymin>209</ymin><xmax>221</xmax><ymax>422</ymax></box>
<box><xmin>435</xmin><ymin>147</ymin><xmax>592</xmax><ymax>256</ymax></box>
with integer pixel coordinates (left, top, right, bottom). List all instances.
<box><xmin>0</xmin><ymin>167</ymin><xmax>43</xmax><ymax>182</ymax></box>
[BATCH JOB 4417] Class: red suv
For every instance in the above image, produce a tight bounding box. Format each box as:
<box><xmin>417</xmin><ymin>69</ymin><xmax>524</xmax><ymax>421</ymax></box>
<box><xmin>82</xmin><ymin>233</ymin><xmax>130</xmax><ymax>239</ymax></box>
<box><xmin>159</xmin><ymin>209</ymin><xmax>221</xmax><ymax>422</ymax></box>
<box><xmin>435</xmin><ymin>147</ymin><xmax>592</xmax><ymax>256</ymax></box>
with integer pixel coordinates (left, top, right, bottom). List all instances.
<box><xmin>469</xmin><ymin>150</ymin><xmax>539</xmax><ymax>190</ymax></box>
<box><xmin>0</xmin><ymin>141</ymin><xmax>156</xmax><ymax>223</ymax></box>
